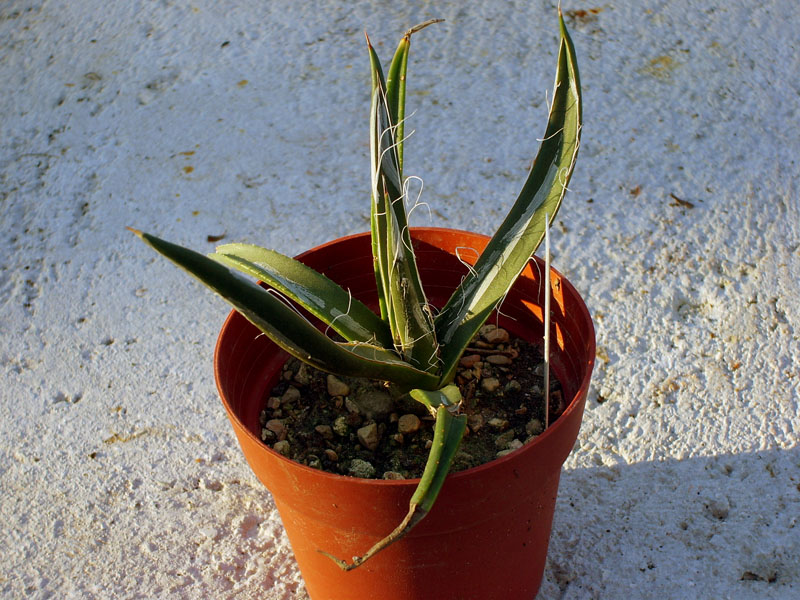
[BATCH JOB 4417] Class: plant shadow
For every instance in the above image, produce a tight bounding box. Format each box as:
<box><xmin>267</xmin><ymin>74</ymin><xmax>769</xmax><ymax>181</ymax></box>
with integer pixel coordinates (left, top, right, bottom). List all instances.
<box><xmin>539</xmin><ymin>446</ymin><xmax>800</xmax><ymax>599</ymax></box>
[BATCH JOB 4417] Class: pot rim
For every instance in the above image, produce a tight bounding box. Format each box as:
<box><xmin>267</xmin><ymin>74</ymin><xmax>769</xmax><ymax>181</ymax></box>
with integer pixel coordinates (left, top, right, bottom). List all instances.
<box><xmin>214</xmin><ymin>226</ymin><xmax>595</xmax><ymax>488</ymax></box>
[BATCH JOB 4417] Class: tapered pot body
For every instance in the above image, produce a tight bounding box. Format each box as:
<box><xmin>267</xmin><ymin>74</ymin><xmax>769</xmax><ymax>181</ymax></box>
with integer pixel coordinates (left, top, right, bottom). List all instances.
<box><xmin>214</xmin><ymin>228</ymin><xmax>595</xmax><ymax>600</ymax></box>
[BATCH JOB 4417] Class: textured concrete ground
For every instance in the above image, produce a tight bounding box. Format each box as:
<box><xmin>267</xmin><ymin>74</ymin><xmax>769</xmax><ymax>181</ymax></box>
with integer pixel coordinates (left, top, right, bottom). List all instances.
<box><xmin>1</xmin><ymin>1</ymin><xmax>798</xmax><ymax>598</ymax></box>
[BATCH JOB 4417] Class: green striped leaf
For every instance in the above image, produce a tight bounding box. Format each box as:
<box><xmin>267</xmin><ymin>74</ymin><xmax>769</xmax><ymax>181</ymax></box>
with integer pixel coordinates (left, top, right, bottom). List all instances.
<box><xmin>211</xmin><ymin>243</ymin><xmax>392</xmax><ymax>347</ymax></box>
<box><xmin>435</xmin><ymin>13</ymin><xmax>582</xmax><ymax>384</ymax></box>
<box><xmin>131</xmin><ymin>230</ymin><xmax>438</xmax><ymax>389</ymax></box>
<box><xmin>370</xmin><ymin>82</ymin><xmax>438</xmax><ymax>372</ymax></box>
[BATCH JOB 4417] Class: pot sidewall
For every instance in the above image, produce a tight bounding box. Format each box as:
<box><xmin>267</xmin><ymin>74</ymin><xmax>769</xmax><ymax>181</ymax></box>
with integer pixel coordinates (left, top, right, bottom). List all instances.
<box><xmin>214</xmin><ymin>228</ymin><xmax>595</xmax><ymax>600</ymax></box>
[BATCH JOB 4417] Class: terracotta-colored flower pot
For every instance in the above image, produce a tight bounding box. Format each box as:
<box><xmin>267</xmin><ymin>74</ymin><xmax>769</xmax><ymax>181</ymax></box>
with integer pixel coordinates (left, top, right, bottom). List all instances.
<box><xmin>214</xmin><ymin>228</ymin><xmax>595</xmax><ymax>600</ymax></box>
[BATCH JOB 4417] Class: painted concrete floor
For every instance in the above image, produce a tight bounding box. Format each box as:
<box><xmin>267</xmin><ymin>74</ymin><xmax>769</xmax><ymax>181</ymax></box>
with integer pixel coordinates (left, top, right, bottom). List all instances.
<box><xmin>1</xmin><ymin>1</ymin><xmax>798</xmax><ymax>598</ymax></box>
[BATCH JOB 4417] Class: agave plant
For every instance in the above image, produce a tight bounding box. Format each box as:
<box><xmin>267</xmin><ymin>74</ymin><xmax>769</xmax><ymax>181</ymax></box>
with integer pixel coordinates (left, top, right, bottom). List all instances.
<box><xmin>130</xmin><ymin>11</ymin><xmax>581</xmax><ymax>570</ymax></box>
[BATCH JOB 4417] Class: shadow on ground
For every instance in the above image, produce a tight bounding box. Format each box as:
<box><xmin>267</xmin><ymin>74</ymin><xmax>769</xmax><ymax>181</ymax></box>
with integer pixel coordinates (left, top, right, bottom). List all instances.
<box><xmin>541</xmin><ymin>446</ymin><xmax>799</xmax><ymax>599</ymax></box>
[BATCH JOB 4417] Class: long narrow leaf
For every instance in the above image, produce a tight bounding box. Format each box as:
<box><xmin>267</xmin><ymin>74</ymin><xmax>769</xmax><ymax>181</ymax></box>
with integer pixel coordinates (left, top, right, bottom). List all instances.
<box><xmin>131</xmin><ymin>230</ymin><xmax>439</xmax><ymax>389</ymax></box>
<box><xmin>435</xmin><ymin>13</ymin><xmax>582</xmax><ymax>384</ymax></box>
<box><xmin>367</xmin><ymin>21</ymin><xmax>442</xmax><ymax>354</ymax></box>
<box><xmin>211</xmin><ymin>243</ymin><xmax>392</xmax><ymax>347</ymax></box>
<box><xmin>410</xmin><ymin>404</ymin><xmax>467</xmax><ymax>512</ymax></box>
<box><xmin>321</xmin><ymin>401</ymin><xmax>466</xmax><ymax>571</ymax></box>
<box><xmin>385</xmin><ymin>19</ymin><xmax>443</xmax><ymax>174</ymax></box>
<box><xmin>370</xmin><ymin>83</ymin><xmax>438</xmax><ymax>372</ymax></box>
<box><xmin>366</xmin><ymin>38</ymin><xmax>391</xmax><ymax>324</ymax></box>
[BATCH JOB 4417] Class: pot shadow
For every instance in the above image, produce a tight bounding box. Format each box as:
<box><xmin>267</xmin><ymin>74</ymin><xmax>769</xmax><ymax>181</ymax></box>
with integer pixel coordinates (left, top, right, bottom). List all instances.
<box><xmin>539</xmin><ymin>446</ymin><xmax>800</xmax><ymax>599</ymax></box>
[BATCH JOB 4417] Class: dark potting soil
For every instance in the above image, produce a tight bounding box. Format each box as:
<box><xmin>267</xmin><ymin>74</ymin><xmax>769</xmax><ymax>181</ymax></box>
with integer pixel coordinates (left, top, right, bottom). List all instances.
<box><xmin>258</xmin><ymin>324</ymin><xmax>564</xmax><ymax>480</ymax></box>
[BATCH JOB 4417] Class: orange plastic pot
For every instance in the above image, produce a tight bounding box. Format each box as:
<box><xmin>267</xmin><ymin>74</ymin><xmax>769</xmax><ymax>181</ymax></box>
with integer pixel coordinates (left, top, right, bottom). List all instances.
<box><xmin>214</xmin><ymin>228</ymin><xmax>595</xmax><ymax>600</ymax></box>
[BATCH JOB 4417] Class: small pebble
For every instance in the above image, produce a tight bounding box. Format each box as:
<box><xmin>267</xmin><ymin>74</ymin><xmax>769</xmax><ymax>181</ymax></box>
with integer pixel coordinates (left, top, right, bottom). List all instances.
<box><xmin>324</xmin><ymin>449</ymin><xmax>339</xmax><ymax>462</ymax></box>
<box><xmin>266</xmin><ymin>396</ymin><xmax>281</xmax><ymax>410</ymax></box>
<box><xmin>484</xmin><ymin>327</ymin><xmax>510</xmax><ymax>344</ymax></box>
<box><xmin>459</xmin><ymin>354</ymin><xmax>482</xmax><ymax>368</ymax></box>
<box><xmin>307</xmin><ymin>455</ymin><xmax>322</xmax><ymax>469</ymax></box>
<box><xmin>487</xmin><ymin>354</ymin><xmax>512</xmax><ymax>366</ymax></box>
<box><xmin>348</xmin><ymin>459</ymin><xmax>375</xmax><ymax>478</ymax></box>
<box><xmin>332</xmin><ymin>416</ymin><xmax>349</xmax><ymax>437</ymax></box>
<box><xmin>397</xmin><ymin>414</ymin><xmax>422</xmax><ymax>435</ymax></box>
<box><xmin>392</xmin><ymin>433</ymin><xmax>404</xmax><ymax>444</ymax></box>
<box><xmin>507</xmin><ymin>439</ymin><xmax>523</xmax><ymax>451</ymax></box>
<box><xmin>488</xmin><ymin>417</ymin><xmax>510</xmax><ymax>431</ymax></box>
<box><xmin>265</xmin><ymin>419</ymin><xmax>286</xmax><ymax>438</ymax></box>
<box><xmin>293</xmin><ymin>363</ymin><xmax>311</xmax><ymax>386</ymax></box>
<box><xmin>495</xmin><ymin>430</ymin><xmax>516</xmax><ymax>449</ymax></box>
<box><xmin>383</xmin><ymin>471</ymin><xmax>405</xmax><ymax>480</ymax></box>
<box><xmin>314</xmin><ymin>424</ymin><xmax>334</xmax><ymax>440</ymax></box>
<box><xmin>327</xmin><ymin>375</ymin><xmax>350</xmax><ymax>397</ymax></box>
<box><xmin>281</xmin><ymin>386</ymin><xmax>301</xmax><ymax>404</ymax></box>
<box><xmin>467</xmin><ymin>414</ymin><xmax>485</xmax><ymax>432</ymax></box>
<box><xmin>273</xmin><ymin>440</ymin><xmax>290</xmax><ymax>456</ymax></box>
<box><xmin>424</xmin><ymin>439</ymin><xmax>433</xmax><ymax>449</ymax></box>
<box><xmin>259</xmin><ymin>410</ymin><xmax>267</xmax><ymax>425</ymax></box>
<box><xmin>526</xmin><ymin>418</ymin><xmax>544</xmax><ymax>437</ymax></box>
<box><xmin>260</xmin><ymin>428</ymin><xmax>275</xmax><ymax>442</ymax></box>
<box><xmin>357</xmin><ymin>423</ymin><xmax>380</xmax><ymax>451</ymax></box>
<box><xmin>482</xmin><ymin>377</ymin><xmax>501</xmax><ymax>393</ymax></box>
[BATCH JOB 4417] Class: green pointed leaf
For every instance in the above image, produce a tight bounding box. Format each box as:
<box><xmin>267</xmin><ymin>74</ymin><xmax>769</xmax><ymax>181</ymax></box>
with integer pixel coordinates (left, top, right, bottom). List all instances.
<box><xmin>211</xmin><ymin>243</ymin><xmax>392</xmax><ymax>348</ymax></box>
<box><xmin>132</xmin><ymin>230</ymin><xmax>438</xmax><ymax>389</ymax></box>
<box><xmin>384</xmin><ymin>19</ymin><xmax>442</xmax><ymax>176</ymax></box>
<box><xmin>384</xmin><ymin>36</ymin><xmax>409</xmax><ymax>174</ymax></box>
<box><xmin>435</xmin><ymin>14</ymin><xmax>582</xmax><ymax>384</ymax></box>
<box><xmin>367</xmin><ymin>20</ymin><xmax>442</xmax><ymax>326</ymax></box>
<box><xmin>366</xmin><ymin>38</ymin><xmax>391</xmax><ymax>324</ymax></box>
<box><xmin>370</xmin><ymin>83</ymin><xmax>439</xmax><ymax>372</ymax></box>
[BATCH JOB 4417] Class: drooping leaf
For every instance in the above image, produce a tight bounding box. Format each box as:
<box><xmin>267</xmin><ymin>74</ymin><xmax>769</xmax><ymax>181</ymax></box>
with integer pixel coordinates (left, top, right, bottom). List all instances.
<box><xmin>321</xmin><ymin>401</ymin><xmax>466</xmax><ymax>571</ymax></box>
<box><xmin>131</xmin><ymin>230</ymin><xmax>439</xmax><ymax>389</ymax></box>
<box><xmin>211</xmin><ymin>243</ymin><xmax>392</xmax><ymax>348</ymax></box>
<box><xmin>410</xmin><ymin>403</ymin><xmax>467</xmax><ymax>512</ymax></box>
<box><xmin>435</xmin><ymin>13</ymin><xmax>582</xmax><ymax>384</ymax></box>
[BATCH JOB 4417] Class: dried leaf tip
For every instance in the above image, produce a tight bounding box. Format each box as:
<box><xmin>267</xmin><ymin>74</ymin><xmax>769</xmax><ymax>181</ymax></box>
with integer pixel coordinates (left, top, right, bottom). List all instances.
<box><xmin>364</xmin><ymin>31</ymin><xmax>372</xmax><ymax>48</ymax></box>
<box><xmin>403</xmin><ymin>18</ymin><xmax>444</xmax><ymax>39</ymax></box>
<box><xmin>126</xmin><ymin>226</ymin><xmax>143</xmax><ymax>237</ymax></box>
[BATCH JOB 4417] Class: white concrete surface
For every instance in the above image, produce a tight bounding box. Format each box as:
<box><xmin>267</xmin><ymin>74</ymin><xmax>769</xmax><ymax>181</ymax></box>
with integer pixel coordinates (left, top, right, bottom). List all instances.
<box><xmin>1</xmin><ymin>1</ymin><xmax>798</xmax><ymax>598</ymax></box>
